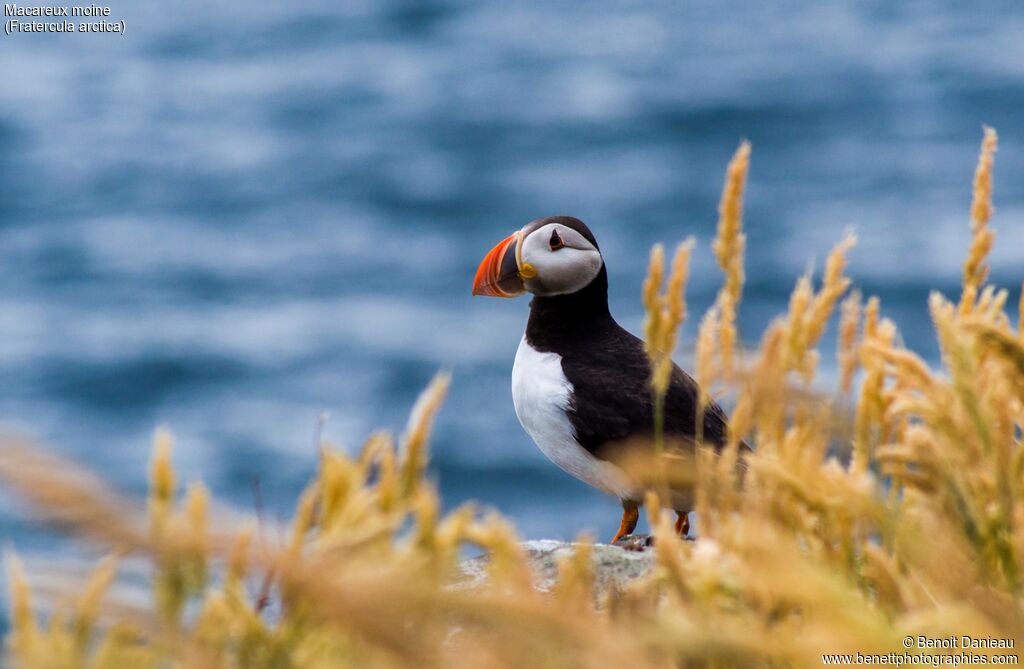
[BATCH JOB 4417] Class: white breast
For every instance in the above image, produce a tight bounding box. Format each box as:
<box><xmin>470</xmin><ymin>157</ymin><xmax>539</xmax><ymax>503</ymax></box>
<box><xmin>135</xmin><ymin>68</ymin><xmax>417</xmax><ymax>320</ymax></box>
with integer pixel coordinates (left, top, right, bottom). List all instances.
<box><xmin>511</xmin><ymin>336</ymin><xmax>634</xmax><ymax>499</ymax></box>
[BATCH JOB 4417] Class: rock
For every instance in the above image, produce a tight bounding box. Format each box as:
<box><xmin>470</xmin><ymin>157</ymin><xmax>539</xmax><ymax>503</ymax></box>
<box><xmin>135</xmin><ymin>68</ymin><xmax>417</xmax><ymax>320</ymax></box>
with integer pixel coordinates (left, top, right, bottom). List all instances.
<box><xmin>457</xmin><ymin>539</ymin><xmax>655</xmax><ymax>594</ymax></box>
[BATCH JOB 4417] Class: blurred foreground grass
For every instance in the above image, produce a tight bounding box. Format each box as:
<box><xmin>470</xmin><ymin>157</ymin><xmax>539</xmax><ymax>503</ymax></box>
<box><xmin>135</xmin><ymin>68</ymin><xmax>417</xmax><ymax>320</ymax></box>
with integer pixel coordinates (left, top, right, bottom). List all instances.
<box><xmin>3</xmin><ymin>128</ymin><xmax>1024</xmax><ymax>668</ymax></box>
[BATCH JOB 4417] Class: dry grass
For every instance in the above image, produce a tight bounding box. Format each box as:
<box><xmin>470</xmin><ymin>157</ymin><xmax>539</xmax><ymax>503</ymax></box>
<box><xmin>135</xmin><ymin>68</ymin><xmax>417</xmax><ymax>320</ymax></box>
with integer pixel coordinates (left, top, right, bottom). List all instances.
<box><xmin>710</xmin><ymin>140</ymin><xmax>751</xmax><ymax>381</ymax></box>
<box><xmin>643</xmin><ymin>237</ymin><xmax>695</xmax><ymax>459</ymax></box>
<box><xmin>4</xmin><ymin>128</ymin><xmax>1024</xmax><ymax>668</ymax></box>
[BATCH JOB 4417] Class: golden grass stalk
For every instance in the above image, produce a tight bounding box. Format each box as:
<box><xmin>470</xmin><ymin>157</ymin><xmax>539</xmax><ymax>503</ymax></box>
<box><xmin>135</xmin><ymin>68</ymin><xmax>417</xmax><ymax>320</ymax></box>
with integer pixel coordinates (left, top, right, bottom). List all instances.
<box><xmin>779</xmin><ymin>233</ymin><xmax>856</xmax><ymax>382</ymax></box>
<box><xmin>148</xmin><ymin>427</ymin><xmax>176</xmax><ymax>536</ymax></box>
<box><xmin>712</xmin><ymin>140</ymin><xmax>751</xmax><ymax>379</ymax></box>
<box><xmin>960</xmin><ymin>126</ymin><xmax>998</xmax><ymax>315</ymax></box>
<box><xmin>694</xmin><ymin>142</ymin><xmax>752</xmax><ymax>444</ymax></box>
<box><xmin>5</xmin><ymin>553</ymin><xmax>38</xmax><ymax>662</ymax></box>
<box><xmin>852</xmin><ymin>304</ymin><xmax>892</xmax><ymax>475</ymax></box>
<box><xmin>643</xmin><ymin>241</ymin><xmax>694</xmax><ymax>396</ymax></box>
<box><xmin>552</xmin><ymin>535</ymin><xmax>595</xmax><ymax>610</ymax></box>
<box><xmin>806</xmin><ymin>233</ymin><xmax>856</xmax><ymax>347</ymax></box>
<box><xmin>400</xmin><ymin>371</ymin><xmax>451</xmax><ymax>498</ymax></box>
<box><xmin>838</xmin><ymin>290</ymin><xmax>862</xmax><ymax>394</ymax></box>
<box><xmin>695</xmin><ymin>303</ymin><xmax>721</xmax><ymax>404</ymax></box>
<box><xmin>72</xmin><ymin>555</ymin><xmax>118</xmax><ymax>650</ymax></box>
<box><xmin>0</xmin><ymin>441</ymin><xmax>149</xmax><ymax>550</ymax></box>
<box><xmin>642</xmin><ymin>243</ymin><xmax>665</xmax><ymax>348</ymax></box>
<box><xmin>642</xmin><ymin>239</ymin><xmax>694</xmax><ymax>456</ymax></box>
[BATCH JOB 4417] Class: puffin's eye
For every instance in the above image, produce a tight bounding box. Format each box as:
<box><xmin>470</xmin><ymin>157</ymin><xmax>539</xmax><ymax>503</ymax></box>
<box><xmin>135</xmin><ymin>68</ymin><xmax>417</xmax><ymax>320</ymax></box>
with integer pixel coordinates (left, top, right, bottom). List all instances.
<box><xmin>549</xmin><ymin>230</ymin><xmax>564</xmax><ymax>250</ymax></box>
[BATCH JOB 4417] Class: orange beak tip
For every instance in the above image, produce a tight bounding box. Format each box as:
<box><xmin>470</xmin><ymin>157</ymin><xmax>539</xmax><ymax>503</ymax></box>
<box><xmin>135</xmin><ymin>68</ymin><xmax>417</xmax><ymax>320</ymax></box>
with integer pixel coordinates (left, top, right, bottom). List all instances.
<box><xmin>472</xmin><ymin>233</ymin><xmax>525</xmax><ymax>298</ymax></box>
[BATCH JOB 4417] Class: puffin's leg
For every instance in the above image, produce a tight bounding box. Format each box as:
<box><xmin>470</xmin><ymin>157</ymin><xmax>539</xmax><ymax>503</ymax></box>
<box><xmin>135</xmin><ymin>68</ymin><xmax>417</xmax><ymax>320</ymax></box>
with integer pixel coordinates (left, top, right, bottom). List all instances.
<box><xmin>611</xmin><ymin>500</ymin><xmax>639</xmax><ymax>543</ymax></box>
<box><xmin>674</xmin><ymin>511</ymin><xmax>690</xmax><ymax>538</ymax></box>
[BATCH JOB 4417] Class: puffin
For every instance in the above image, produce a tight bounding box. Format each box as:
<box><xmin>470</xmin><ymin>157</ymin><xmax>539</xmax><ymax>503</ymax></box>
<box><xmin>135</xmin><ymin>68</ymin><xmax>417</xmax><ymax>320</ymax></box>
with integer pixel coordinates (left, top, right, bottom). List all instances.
<box><xmin>472</xmin><ymin>215</ymin><xmax>741</xmax><ymax>543</ymax></box>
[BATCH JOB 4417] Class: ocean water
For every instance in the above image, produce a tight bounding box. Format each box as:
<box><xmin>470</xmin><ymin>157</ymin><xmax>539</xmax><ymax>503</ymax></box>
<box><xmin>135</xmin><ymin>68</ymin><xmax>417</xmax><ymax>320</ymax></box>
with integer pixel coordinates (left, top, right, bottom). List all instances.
<box><xmin>1</xmin><ymin>0</ymin><xmax>1023</xmax><ymax>601</ymax></box>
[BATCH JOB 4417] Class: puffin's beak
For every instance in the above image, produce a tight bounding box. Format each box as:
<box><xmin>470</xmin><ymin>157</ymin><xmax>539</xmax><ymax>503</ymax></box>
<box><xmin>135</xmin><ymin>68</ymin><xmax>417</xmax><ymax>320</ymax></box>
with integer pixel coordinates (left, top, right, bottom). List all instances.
<box><xmin>472</xmin><ymin>232</ymin><xmax>527</xmax><ymax>297</ymax></box>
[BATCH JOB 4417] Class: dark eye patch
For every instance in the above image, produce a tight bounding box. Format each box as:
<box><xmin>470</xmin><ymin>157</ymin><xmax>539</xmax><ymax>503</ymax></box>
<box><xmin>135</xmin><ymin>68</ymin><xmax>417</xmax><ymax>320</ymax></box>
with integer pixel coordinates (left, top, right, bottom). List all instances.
<box><xmin>549</xmin><ymin>229</ymin><xmax>564</xmax><ymax>250</ymax></box>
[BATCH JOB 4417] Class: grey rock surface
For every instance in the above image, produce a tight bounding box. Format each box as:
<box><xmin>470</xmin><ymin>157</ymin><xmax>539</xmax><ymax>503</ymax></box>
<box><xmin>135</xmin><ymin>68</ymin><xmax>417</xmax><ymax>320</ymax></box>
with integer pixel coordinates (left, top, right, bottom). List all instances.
<box><xmin>457</xmin><ymin>539</ymin><xmax>655</xmax><ymax>593</ymax></box>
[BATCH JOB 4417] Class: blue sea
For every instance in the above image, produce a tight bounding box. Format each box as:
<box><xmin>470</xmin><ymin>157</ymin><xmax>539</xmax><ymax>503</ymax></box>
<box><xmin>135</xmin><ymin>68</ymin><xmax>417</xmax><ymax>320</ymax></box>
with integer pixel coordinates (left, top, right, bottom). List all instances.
<box><xmin>1</xmin><ymin>0</ymin><xmax>1023</xmax><ymax>620</ymax></box>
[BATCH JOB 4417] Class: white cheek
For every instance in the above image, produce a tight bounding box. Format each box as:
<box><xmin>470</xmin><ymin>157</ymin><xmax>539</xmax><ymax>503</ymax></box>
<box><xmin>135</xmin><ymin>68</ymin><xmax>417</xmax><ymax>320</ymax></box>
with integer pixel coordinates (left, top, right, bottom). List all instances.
<box><xmin>524</xmin><ymin>248</ymin><xmax>602</xmax><ymax>295</ymax></box>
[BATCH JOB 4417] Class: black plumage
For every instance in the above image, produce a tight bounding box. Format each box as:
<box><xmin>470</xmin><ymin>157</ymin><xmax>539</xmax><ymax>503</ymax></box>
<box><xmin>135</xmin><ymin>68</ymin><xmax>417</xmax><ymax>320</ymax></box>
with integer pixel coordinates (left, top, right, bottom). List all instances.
<box><xmin>524</xmin><ymin>217</ymin><xmax>738</xmax><ymax>492</ymax></box>
<box><xmin>477</xmin><ymin>214</ymin><xmax>749</xmax><ymax>541</ymax></box>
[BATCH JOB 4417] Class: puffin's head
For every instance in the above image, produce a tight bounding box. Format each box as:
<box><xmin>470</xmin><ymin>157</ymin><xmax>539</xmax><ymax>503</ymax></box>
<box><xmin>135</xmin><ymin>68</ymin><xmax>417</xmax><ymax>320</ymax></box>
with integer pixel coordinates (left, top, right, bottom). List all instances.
<box><xmin>471</xmin><ymin>216</ymin><xmax>603</xmax><ymax>298</ymax></box>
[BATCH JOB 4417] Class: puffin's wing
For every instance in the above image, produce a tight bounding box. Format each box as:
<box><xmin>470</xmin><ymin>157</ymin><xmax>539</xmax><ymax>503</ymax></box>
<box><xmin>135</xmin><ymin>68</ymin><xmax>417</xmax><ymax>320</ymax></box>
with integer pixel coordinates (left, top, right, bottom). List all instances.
<box><xmin>664</xmin><ymin>365</ymin><xmax>731</xmax><ymax>448</ymax></box>
<box><xmin>559</xmin><ymin>326</ymin><xmax>731</xmax><ymax>459</ymax></box>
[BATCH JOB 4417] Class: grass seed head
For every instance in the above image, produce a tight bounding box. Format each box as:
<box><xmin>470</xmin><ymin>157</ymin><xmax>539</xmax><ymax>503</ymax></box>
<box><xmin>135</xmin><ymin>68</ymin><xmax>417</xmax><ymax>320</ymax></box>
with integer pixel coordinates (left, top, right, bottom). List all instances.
<box><xmin>148</xmin><ymin>427</ymin><xmax>176</xmax><ymax>535</ymax></box>
<box><xmin>712</xmin><ymin>140</ymin><xmax>751</xmax><ymax>378</ymax></box>
<box><xmin>400</xmin><ymin>371</ymin><xmax>451</xmax><ymax>498</ymax></box>
<box><xmin>961</xmin><ymin>126</ymin><xmax>998</xmax><ymax>315</ymax></box>
<box><xmin>838</xmin><ymin>290</ymin><xmax>862</xmax><ymax>394</ymax></box>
